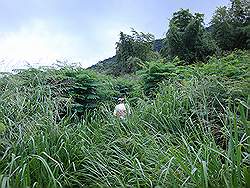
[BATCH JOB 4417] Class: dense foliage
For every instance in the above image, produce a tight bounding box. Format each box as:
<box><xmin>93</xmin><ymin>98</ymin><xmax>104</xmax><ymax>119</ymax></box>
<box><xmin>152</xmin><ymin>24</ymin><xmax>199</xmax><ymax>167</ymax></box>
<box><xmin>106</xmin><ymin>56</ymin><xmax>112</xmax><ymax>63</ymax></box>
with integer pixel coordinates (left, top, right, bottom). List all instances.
<box><xmin>139</xmin><ymin>59</ymin><xmax>177</xmax><ymax>97</ymax></box>
<box><xmin>89</xmin><ymin>40</ymin><xmax>164</xmax><ymax>76</ymax></box>
<box><xmin>100</xmin><ymin>29</ymin><xmax>160</xmax><ymax>76</ymax></box>
<box><xmin>0</xmin><ymin>51</ymin><xmax>249</xmax><ymax>187</ymax></box>
<box><xmin>90</xmin><ymin>0</ymin><xmax>249</xmax><ymax>74</ymax></box>
<box><xmin>88</xmin><ymin>56</ymin><xmax>117</xmax><ymax>75</ymax></box>
<box><xmin>0</xmin><ymin>0</ymin><xmax>249</xmax><ymax>187</ymax></box>
<box><xmin>161</xmin><ymin>9</ymin><xmax>218</xmax><ymax>64</ymax></box>
<box><xmin>210</xmin><ymin>0</ymin><xmax>250</xmax><ymax>50</ymax></box>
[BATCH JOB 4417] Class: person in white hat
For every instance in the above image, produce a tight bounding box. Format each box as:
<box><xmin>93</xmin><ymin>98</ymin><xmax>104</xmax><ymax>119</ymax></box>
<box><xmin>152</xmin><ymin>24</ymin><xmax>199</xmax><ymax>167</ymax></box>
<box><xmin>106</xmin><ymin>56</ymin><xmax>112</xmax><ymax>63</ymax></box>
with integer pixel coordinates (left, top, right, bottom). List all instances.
<box><xmin>113</xmin><ymin>97</ymin><xmax>130</xmax><ymax>119</ymax></box>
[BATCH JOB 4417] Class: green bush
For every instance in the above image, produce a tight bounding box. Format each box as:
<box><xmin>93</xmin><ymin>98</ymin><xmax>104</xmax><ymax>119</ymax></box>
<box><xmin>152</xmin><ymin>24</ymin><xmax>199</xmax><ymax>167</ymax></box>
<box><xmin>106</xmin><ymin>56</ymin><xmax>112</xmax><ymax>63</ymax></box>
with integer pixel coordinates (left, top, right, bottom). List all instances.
<box><xmin>198</xmin><ymin>50</ymin><xmax>250</xmax><ymax>99</ymax></box>
<box><xmin>62</xmin><ymin>69</ymin><xmax>100</xmax><ymax>115</ymax></box>
<box><xmin>139</xmin><ymin>59</ymin><xmax>177</xmax><ymax>97</ymax></box>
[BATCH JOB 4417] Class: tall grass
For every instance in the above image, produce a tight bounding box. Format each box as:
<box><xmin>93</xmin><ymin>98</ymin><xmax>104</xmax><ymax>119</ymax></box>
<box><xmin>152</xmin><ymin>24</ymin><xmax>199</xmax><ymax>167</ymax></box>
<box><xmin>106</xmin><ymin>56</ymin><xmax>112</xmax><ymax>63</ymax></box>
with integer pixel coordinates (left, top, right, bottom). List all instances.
<box><xmin>0</xmin><ymin>66</ymin><xmax>249</xmax><ymax>187</ymax></box>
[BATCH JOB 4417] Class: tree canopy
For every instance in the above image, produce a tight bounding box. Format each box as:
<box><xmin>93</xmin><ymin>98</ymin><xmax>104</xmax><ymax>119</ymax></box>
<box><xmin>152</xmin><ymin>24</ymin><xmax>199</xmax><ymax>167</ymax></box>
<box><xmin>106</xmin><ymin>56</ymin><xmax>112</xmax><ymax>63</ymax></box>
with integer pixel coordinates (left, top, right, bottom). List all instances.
<box><xmin>115</xmin><ymin>29</ymin><xmax>160</xmax><ymax>75</ymax></box>
<box><xmin>161</xmin><ymin>9</ymin><xmax>218</xmax><ymax>64</ymax></box>
<box><xmin>211</xmin><ymin>0</ymin><xmax>250</xmax><ymax>50</ymax></box>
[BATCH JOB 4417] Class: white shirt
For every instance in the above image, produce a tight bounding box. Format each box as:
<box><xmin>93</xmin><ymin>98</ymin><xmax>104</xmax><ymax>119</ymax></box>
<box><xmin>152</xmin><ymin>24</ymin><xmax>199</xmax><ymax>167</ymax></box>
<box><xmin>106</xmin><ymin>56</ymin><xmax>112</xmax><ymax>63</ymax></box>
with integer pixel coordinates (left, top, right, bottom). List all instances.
<box><xmin>113</xmin><ymin>103</ymin><xmax>128</xmax><ymax>119</ymax></box>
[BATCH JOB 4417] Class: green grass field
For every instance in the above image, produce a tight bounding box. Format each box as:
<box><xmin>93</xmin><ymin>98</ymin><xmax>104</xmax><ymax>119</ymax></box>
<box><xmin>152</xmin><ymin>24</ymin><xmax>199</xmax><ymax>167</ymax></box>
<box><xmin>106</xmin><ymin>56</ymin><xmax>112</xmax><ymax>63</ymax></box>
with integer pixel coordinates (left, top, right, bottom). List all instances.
<box><xmin>0</xmin><ymin>51</ymin><xmax>249</xmax><ymax>187</ymax></box>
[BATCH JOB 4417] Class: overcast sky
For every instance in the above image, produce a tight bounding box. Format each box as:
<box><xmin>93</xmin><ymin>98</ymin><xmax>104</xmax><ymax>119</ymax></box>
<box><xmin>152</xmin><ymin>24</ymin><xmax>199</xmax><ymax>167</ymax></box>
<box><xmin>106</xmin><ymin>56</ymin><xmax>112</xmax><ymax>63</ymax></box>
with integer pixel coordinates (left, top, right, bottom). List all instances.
<box><xmin>0</xmin><ymin>0</ymin><xmax>230</xmax><ymax>72</ymax></box>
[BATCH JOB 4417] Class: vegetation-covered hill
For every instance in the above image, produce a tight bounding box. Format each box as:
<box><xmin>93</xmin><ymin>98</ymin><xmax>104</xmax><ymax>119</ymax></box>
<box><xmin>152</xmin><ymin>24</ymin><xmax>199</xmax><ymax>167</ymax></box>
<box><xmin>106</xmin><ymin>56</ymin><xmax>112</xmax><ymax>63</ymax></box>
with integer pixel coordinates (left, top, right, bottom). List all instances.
<box><xmin>91</xmin><ymin>0</ymin><xmax>249</xmax><ymax>76</ymax></box>
<box><xmin>89</xmin><ymin>39</ymin><xmax>164</xmax><ymax>75</ymax></box>
<box><xmin>89</xmin><ymin>55</ymin><xmax>117</xmax><ymax>74</ymax></box>
<box><xmin>0</xmin><ymin>0</ymin><xmax>249</xmax><ymax>187</ymax></box>
<box><xmin>0</xmin><ymin>50</ymin><xmax>249</xmax><ymax>187</ymax></box>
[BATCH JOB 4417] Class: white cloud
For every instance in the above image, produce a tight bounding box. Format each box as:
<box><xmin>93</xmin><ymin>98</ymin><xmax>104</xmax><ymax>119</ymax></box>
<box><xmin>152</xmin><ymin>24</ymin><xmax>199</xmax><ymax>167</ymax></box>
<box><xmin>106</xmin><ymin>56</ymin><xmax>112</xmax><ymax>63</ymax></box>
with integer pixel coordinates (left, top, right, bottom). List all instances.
<box><xmin>0</xmin><ymin>19</ymin><xmax>89</xmax><ymax>72</ymax></box>
<box><xmin>0</xmin><ymin>19</ymin><xmax>133</xmax><ymax>73</ymax></box>
<box><xmin>1</xmin><ymin>20</ymin><xmax>68</xmax><ymax>57</ymax></box>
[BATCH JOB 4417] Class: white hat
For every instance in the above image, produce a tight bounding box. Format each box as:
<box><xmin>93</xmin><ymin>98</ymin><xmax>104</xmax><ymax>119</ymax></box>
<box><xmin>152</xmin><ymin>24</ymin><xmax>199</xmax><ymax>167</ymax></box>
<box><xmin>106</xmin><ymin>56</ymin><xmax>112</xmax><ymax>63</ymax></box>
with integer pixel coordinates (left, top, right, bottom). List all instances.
<box><xmin>118</xmin><ymin>97</ymin><xmax>125</xmax><ymax>101</ymax></box>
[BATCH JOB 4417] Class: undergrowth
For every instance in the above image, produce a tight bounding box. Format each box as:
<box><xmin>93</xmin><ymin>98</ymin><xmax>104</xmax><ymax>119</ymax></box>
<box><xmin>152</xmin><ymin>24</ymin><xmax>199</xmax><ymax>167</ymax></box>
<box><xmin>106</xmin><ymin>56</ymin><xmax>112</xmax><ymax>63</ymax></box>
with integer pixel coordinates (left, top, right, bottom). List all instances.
<box><xmin>0</xmin><ymin>51</ymin><xmax>249</xmax><ymax>187</ymax></box>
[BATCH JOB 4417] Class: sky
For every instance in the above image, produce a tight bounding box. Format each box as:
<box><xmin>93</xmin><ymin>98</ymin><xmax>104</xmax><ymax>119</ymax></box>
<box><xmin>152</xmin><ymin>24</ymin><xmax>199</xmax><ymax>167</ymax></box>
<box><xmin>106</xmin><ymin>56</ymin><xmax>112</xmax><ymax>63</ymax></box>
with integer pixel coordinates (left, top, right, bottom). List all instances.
<box><xmin>0</xmin><ymin>0</ymin><xmax>230</xmax><ymax>72</ymax></box>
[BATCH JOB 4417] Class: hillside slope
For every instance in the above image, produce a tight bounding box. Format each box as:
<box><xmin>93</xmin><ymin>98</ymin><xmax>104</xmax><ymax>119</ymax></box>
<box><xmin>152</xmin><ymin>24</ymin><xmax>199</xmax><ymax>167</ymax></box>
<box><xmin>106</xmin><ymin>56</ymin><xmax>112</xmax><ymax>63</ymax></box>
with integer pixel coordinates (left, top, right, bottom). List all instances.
<box><xmin>89</xmin><ymin>39</ymin><xmax>164</xmax><ymax>75</ymax></box>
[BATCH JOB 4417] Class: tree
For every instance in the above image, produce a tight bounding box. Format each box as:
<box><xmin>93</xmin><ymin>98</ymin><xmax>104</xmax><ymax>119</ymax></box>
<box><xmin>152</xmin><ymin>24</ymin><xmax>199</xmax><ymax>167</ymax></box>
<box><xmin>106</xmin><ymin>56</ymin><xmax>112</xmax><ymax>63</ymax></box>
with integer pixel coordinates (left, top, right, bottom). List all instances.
<box><xmin>115</xmin><ymin>29</ymin><xmax>156</xmax><ymax>75</ymax></box>
<box><xmin>230</xmin><ymin>0</ymin><xmax>249</xmax><ymax>25</ymax></box>
<box><xmin>162</xmin><ymin>9</ymin><xmax>218</xmax><ymax>64</ymax></box>
<box><xmin>210</xmin><ymin>6</ymin><xmax>234</xmax><ymax>50</ymax></box>
<box><xmin>210</xmin><ymin>0</ymin><xmax>250</xmax><ymax>50</ymax></box>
